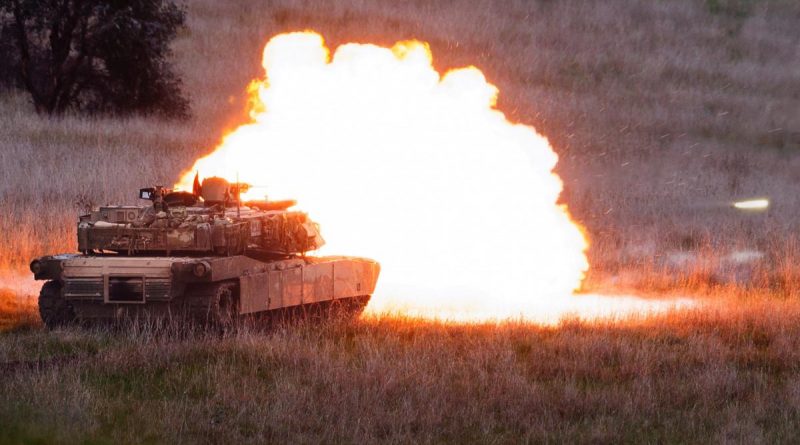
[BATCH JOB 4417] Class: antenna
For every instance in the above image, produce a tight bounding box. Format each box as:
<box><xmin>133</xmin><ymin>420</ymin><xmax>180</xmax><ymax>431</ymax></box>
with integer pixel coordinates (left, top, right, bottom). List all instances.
<box><xmin>236</xmin><ymin>172</ymin><xmax>241</xmax><ymax>218</ymax></box>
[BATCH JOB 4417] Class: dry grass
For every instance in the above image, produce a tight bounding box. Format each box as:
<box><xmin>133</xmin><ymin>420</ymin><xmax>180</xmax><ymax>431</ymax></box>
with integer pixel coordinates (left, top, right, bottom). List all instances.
<box><xmin>0</xmin><ymin>288</ymin><xmax>38</xmax><ymax>333</ymax></box>
<box><xmin>2</xmin><ymin>0</ymin><xmax>800</xmax><ymax>441</ymax></box>
<box><xmin>2</xmin><ymin>302</ymin><xmax>800</xmax><ymax>444</ymax></box>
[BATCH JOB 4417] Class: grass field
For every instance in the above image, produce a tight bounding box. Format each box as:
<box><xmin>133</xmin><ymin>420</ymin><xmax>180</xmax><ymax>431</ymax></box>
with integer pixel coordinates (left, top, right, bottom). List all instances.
<box><xmin>3</xmin><ymin>301</ymin><xmax>800</xmax><ymax>444</ymax></box>
<box><xmin>2</xmin><ymin>0</ymin><xmax>800</xmax><ymax>442</ymax></box>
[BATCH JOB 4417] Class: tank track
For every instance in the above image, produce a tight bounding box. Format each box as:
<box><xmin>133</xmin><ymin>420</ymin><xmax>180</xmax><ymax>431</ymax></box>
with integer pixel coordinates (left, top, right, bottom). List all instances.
<box><xmin>180</xmin><ymin>284</ymin><xmax>370</xmax><ymax>327</ymax></box>
<box><xmin>37</xmin><ymin>279</ymin><xmax>370</xmax><ymax>329</ymax></box>
<box><xmin>265</xmin><ymin>295</ymin><xmax>371</xmax><ymax>325</ymax></box>
<box><xmin>180</xmin><ymin>281</ymin><xmax>238</xmax><ymax>329</ymax></box>
<box><xmin>329</xmin><ymin>294</ymin><xmax>371</xmax><ymax>318</ymax></box>
<box><xmin>38</xmin><ymin>281</ymin><xmax>76</xmax><ymax>328</ymax></box>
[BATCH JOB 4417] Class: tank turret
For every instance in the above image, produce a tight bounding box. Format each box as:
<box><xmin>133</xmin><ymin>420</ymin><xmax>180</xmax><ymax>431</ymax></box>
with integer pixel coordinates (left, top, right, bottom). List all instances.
<box><xmin>77</xmin><ymin>177</ymin><xmax>324</xmax><ymax>257</ymax></box>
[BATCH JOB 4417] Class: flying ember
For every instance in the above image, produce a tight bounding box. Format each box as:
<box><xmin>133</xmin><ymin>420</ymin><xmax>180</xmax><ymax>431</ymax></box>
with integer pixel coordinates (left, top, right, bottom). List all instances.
<box><xmin>176</xmin><ymin>31</ymin><xmax>673</xmax><ymax>322</ymax></box>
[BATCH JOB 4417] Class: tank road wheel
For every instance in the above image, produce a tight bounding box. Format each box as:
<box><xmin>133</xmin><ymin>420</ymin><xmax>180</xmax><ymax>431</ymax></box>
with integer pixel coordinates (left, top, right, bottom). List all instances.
<box><xmin>38</xmin><ymin>281</ymin><xmax>76</xmax><ymax>329</ymax></box>
<box><xmin>186</xmin><ymin>282</ymin><xmax>239</xmax><ymax>332</ymax></box>
<box><xmin>213</xmin><ymin>282</ymin><xmax>239</xmax><ymax>330</ymax></box>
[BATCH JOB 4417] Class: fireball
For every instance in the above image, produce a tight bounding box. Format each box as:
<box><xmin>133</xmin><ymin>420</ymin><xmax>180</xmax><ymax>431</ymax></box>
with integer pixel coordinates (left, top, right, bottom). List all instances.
<box><xmin>177</xmin><ymin>32</ymin><xmax>666</xmax><ymax>322</ymax></box>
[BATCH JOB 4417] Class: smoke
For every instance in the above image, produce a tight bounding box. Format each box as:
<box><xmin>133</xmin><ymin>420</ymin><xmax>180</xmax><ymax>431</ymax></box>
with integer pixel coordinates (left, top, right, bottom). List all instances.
<box><xmin>0</xmin><ymin>272</ymin><xmax>38</xmax><ymax>326</ymax></box>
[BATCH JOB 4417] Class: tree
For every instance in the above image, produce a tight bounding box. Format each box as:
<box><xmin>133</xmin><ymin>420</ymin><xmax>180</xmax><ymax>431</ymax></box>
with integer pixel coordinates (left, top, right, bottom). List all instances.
<box><xmin>0</xmin><ymin>0</ymin><xmax>189</xmax><ymax>118</ymax></box>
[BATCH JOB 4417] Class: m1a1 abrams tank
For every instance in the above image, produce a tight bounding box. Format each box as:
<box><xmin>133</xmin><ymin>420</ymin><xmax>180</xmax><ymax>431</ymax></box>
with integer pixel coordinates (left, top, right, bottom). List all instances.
<box><xmin>29</xmin><ymin>176</ymin><xmax>380</xmax><ymax>329</ymax></box>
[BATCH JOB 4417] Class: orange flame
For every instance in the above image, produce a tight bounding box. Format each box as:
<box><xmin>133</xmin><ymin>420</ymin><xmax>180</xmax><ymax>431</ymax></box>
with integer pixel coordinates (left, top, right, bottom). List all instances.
<box><xmin>177</xmin><ymin>32</ymin><xmax>687</xmax><ymax>322</ymax></box>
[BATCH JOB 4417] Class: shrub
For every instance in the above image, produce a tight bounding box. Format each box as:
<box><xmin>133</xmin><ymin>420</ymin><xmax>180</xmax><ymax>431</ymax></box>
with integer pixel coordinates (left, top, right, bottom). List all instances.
<box><xmin>0</xmin><ymin>0</ymin><xmax>189</xmax><ymax>118</ymax></box>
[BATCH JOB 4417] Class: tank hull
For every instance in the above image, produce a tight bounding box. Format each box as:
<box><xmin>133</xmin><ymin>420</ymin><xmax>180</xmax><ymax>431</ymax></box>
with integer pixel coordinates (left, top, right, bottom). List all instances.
<box><xmin>31</xmin><ymin>254</ymin><xmax>379</xmax><ymax>325</ymax></box>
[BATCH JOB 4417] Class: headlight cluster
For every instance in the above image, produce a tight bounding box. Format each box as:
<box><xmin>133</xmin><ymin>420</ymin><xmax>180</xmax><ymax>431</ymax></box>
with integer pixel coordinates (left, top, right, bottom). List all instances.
<box><xmin>193</xmin><ymin>261</ymin><xmax>211</xmax><ymax>277</ymax></box>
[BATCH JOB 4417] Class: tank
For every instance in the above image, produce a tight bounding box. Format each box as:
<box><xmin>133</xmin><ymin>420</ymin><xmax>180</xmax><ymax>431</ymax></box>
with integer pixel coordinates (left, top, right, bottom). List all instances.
<box><xmin>30</xmin><ymin>177</ymin><xmax>380</xmax><ymax>329</ymax></box>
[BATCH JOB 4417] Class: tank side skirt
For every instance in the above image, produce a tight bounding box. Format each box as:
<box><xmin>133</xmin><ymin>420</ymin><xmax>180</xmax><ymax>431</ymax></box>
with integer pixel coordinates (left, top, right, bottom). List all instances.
<box><xmin>240</xmin><ymin>272</ymin><xmax>270</xmax><ymax>314</ymax></box>
<box><xmin>238</xmin><ymin>259</ymin><xmax>379</xmax><ymax>315</ymax></box>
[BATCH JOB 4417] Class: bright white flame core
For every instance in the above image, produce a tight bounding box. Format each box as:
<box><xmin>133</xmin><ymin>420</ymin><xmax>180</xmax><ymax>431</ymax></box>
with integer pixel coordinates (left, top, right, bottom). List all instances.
<box><xmin>176</xmin><ymin>32</ymin><xmax>656</xmax><ymax>322</ymax></box>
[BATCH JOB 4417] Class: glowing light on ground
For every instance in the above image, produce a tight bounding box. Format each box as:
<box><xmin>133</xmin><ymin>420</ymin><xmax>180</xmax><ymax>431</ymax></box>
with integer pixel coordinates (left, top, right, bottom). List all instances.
<box><xmin>366</xmin><ymin>292</ymin><xmax>697</xmax><ymax>324</ymax></box>
<box><xmin>178</xmin><ymin>31</ymin><xmax>687</xmax><ymax>321</ymax></box>
<box><xmin>0</xmin><ymin>272</ymin><xmax>38</xmax><ymax>311</ymax></box>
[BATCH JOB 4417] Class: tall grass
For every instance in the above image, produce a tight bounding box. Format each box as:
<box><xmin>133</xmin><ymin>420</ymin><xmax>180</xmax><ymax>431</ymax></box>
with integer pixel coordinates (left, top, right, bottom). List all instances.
<box><xmin>2</xmin><ymin>302</ymin><xmax>800</xmax><ymax>443</ymax></box>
